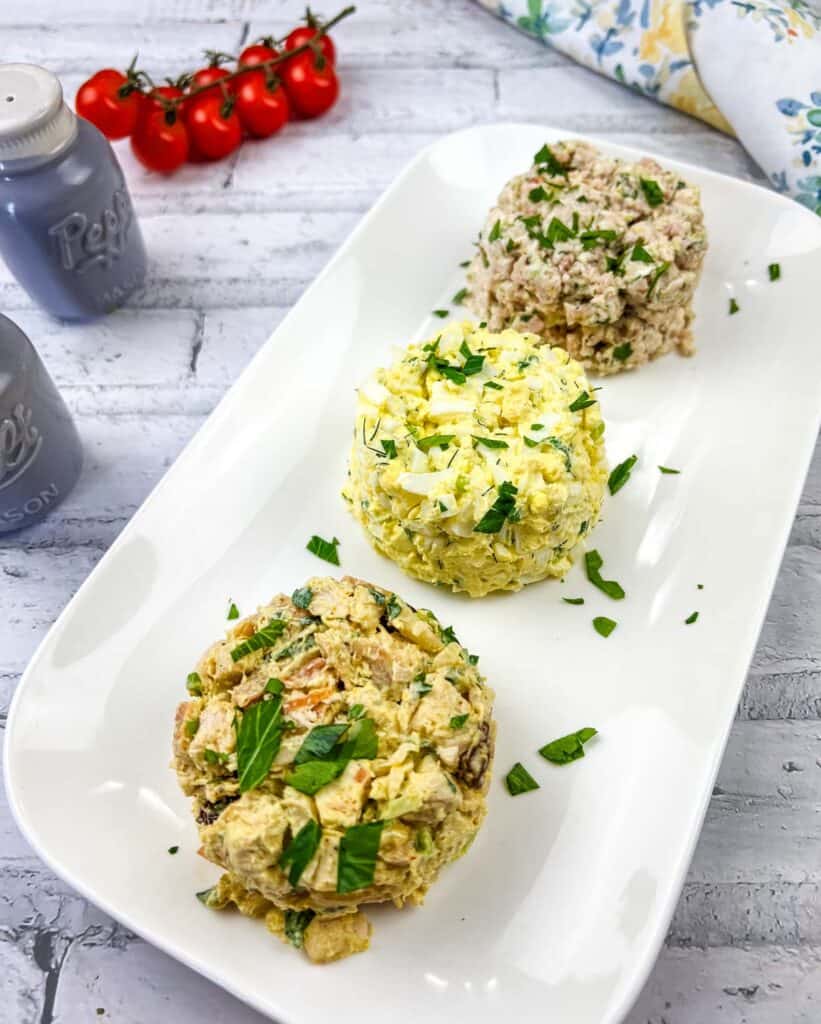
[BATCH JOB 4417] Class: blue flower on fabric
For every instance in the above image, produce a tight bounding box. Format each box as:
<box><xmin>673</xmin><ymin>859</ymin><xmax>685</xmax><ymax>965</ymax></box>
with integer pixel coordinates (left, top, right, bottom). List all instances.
<box><xmin>776</xmin><ymin>92</ymin><xmax>821</xmax><ymax>171</ymax></box>
<box><xmin>516</xmin><ymin>0</ymin><xmax>573</xmax><ymax>35</ymax></box>
<box><xmin>590</xmin><ymin>28</ymin><xmax>624</xmax><ymax>62</ymax></box>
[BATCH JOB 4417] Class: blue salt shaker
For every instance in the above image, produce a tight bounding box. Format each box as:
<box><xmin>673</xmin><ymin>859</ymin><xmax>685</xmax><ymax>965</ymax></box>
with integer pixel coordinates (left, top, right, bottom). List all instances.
<box><xmin>0</xmin><ymin>63</ymin><xmax>147</xmax><ymax>321</ymax></box>
<box><xmin>0</xmin><ymin>313</ymin><xmax>83</xmax><ymax>533</ymax></box>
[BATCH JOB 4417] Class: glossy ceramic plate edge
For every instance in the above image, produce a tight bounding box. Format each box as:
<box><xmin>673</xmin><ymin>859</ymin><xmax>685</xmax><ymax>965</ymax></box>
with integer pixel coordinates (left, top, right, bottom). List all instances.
<box><xmin>5</xmin><ymin>123</ymin><xmax>821</xmax><ymax>1024</ymax></box>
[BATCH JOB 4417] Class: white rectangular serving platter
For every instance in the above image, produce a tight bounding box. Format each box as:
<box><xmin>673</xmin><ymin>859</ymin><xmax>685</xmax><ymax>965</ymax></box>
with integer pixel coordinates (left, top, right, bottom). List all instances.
<box><xmin>6</xmin><ymin>124</ymin><xmax>821</xmax><ymax>1024</ymax></box>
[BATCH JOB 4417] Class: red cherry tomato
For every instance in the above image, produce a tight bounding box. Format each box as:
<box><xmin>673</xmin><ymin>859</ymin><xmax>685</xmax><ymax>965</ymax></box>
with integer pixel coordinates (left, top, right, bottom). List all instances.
<box><xmin>131</xmin><ymin>108</ymin><xmax>189</xmax><ymax>173</ymax></box>
<box><xmin>238</xmin><ymin>43</ymin><xmax>279</xmax><ymax>69</ymax></box>
<box><xmin>75</xmin><ymin>69</ymin><xmax>141</xmax><ymax>139</ymax></box>
<box><xmin>189</xmin><ymin>66</ymin><xmax>234</xmax><ymax>98</ymax></box>
<box><xmin>235</xmin><ymin>71</ymin><xmax>290</xmax><ymax>138</ymax></box>
<box><xmin>281</xmin><ymin>52</ymin><xmax>339</xmax><ymax>119</ymax></box>
<box><xmin>285</xmin><ymin>26</ymin><xmax>335</xmax><ymax>65</ymax></box>
<box><xmin>139</xmin><ymin>85</ymin><xmax>186</xmax><ymax>123</ymax></box>
<box><xmin>185</xmin><ymin>95</ymin><xmax>242</xmax><ymax>160</ymax></box>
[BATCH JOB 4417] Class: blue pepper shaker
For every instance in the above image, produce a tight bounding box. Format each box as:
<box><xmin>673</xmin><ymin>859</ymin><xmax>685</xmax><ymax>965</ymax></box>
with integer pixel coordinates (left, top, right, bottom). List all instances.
<box><xmin>0</xmin><ymin>313</ymin><xmax>83</xmax><ymax>533</ymax></box>
<box><xmin>0</xmin><ymin>63</ymin><xmax>147</xmax><ymax>321</ymax></box>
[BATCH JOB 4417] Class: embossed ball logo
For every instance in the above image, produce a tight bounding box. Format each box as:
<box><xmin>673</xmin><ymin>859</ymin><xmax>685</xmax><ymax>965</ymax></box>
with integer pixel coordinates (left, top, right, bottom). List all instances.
<box><xmin>0</xmin><ymin>403</ymin><xmax>42</xmax><ymax>491</ymax></box>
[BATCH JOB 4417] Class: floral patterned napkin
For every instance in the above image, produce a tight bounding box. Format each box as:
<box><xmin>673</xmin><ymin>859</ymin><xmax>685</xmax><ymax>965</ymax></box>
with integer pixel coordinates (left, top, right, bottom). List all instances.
<box><xmin>477</xmin><ymin>0</ymin><xmax>821</xmax><ymax>214</ymax></box>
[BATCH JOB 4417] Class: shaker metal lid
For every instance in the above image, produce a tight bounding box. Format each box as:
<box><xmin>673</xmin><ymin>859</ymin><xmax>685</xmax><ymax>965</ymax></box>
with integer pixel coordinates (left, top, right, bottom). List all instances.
<box><xmin>0</xmin><ymin>64</ymin><xmax>77</xmax><ymax>165</ymax></box>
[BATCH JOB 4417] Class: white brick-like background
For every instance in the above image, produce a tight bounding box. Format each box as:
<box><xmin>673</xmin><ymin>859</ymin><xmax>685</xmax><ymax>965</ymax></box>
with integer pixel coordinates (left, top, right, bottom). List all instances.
<box><xmin>0</xmin><ymin>2</ymin><xmax>819</xmax><ymax>1022</ymax></box>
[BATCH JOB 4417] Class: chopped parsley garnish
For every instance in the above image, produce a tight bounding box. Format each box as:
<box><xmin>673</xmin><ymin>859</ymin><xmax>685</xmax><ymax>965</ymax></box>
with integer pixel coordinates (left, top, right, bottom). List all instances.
<box><xmin>452</xmin><ymin>287</ymin><xmax>469</xmax><ymax>304</ymax></box>
<box><xmin>468</xmin><ymin>653</ymin><xmax>480</xmax><ymax>665</ymax></box>
<box><xmin>534</xmin><ymin>143</ymin><xmax>567</xmax><ymax>177</ymax></box>
<box><xmin>440</xmin><ymin>623</ymin><xmax>459</xmax><ymax>645</ymax></box>
<box><xmin>306</xmin><ymin>534</ymin><xmax>340</xmax><ymax>565</ymax></box>
<box><xmin>697</xmin><ymin>583</ymin><xmax>704</xmax><ymax>590</ymax></box>
<box><xmin>608</xmin><ymin>454</ymin><xmax>637</xmax><ymax>495</ymax></box>
<box><xmin>523</xmin><ymin>436</ymin><xmax>539</xmax><ymax>448</ymax></box>
<box><xmin>412</xmin><ymin>677</ymin><xmax>432</xmax><ymax>697</ymax></box>
<box><xmin>432</xmin><ymin>309</ymin><xmax>449</xmax><ymax>318</ymax></box>
<box><xmin>484</xmin><ymin>380</ymin><xmax>503</xmax><ymax>390</ymax></box>
<box><xmin>729</xmin><ymin>297</ymin><xmax>740</xmax><ymax>315</ymax></box>
<box><xmin>658</xmin><ymin>465</ymin><xmax>680</xmax><ymax>474</ymax></box>
<box><xmin>236</xmin><ymin>689</ymin><xmax>286</xmax><ymax>792</ymax></box>
<box><xmin>585</xmin><ymin>550</ymin><xmax>625</xmax><ymax>600</ymax></box>
<box><xmin>227</xmin><ymin>601</ymin><xmax>239</xmax><ymax>620</ymax></box>
<box><xmin>459</xmin><ymin>259</ymin><xmax>470</xmax><ymax>268</ymax></box>
<box><xmin>230</xmin><ymin>618</ymin><xmax>286</xmax><ymax>662</ymax></box>
<box><xmin>488</xmin><ymin>220</ymin><xmax>502</xmax><ymax>242</ymax></box>
<box><xmin>186</xmin><ymin>672</ymin><xmax>202</xmax><ymax>696</ymax></box>
<box><xmin>546</xmin><ymin>216</ymin><xmax>575</xmax><ymax>244</ymax></box>
<box><xmin>417</xmin><ymin>433</ymin><xmax>455</xmax><ymax>453</ymax></box>
<box><xmin>348</xmin><ymin>703</ymin><xmax>365</xmax><ymax>720</ymax></box>
<box><xmin>562</xmin><ymin>597</ymin><xmax>584</xmax><ymax>605</ymax></box>
<box><xmin>539</xmin><ymin>727</ymin><xmax>597</xmax><ymax>764</ymax></box>
<box><xmin>279</xmin><ymin>819</ymin><xmax>322</xmax><ymax>887</ymax></box>
<box><xmin>768</xmin><ymin>262</ymin><xmax>781</xmax><ymax>281</ymax></box>
<box><xmin>168</xmin><ymin>845</ymin><xmax>179</xmax><ymax>855</ymax></box>
<box><xmin>473</xmin><ymin>435</ymin><xmax>509</xmax><ymax>449</ymax></box>
<box><xmin>569</xmin><ymin>390</ymin><xmax>596</xmax><ymax>412</ymax></box>
<box><xmin>284</xmin><ymin>909</ymin><xmax>315</xmax><ymax>949</ymax></box>
<box><xmin>459</xmin><ymin>339</ymin><xmax>485</xmax><ymax>375</ymax></box>
<box><xmin>505</xmin><ymin>762</ymin><xmax>540</xmax><ymax>796</ymax></box>
<box><xmin>580</xmin><ymin>228</ymin><xmax>618</xmax><ymax>250</ymax></box>
<box><xmin>685</xmin><ymin>611</ymin><xmax>699</xmax><ymax>625</ymax></box>
<box><xmin>646</xmin><ymin>260</ymin><xmax>671</xmax><ymax>298</ymax></box>
<box><xmin>386</xmin><ymin>594</ymin><xmax>402</xmax><ymax>619</ymax></box>
<box><xmin>381</xmin><ymin>438</ymin><xmax>398</xmax><ymax>459</ymax></box>
<box><xmin>613</xmin><ymin>342</ymin><xmax>632</xmax><ymax>362</ymax></box>
<box><xmin>546</xmin><ymin>436</ymin><xmax>573</xmax><ymax>472</ymax></box>
<box><xmin>631</xmin><ymin>243</ymin><xmax>654</xmax><ymax>263</ymax></box>
<box><xmin>593</xmin><ymin>616</ymin><xmax>617</xmax><ymax>637</ymax></box>
<box><xmin>450</xmin><ymin>714</ymin><xmax>469</xmax><ymax>729</ymax></box>
<box><xmin>337</xmin><ymin>821</ymin><xmax>385</xmax><ymax>893</ymax></box>
<box><xmin>529</xmin><ymin>185</ymin><xmax>550</xmax><ymax>202</ymax></box>
<box><xmin>640</xmin><ymin>177</ymin><xmax>664</xmax><ymax>207</ymax></box>
<box><xmin>291</xmin><ymin>586</ymin><xmax>313</xmax><ymax>609</ymax></box>
<box><xmin>184</xmin><ymin>718</ymin><xmax>199</xmax><ymax>738</ymax></box>
<box><xmin>473</xmin><ymin>481</ymin><xmax>518</xmax><ymax>533</ymax></box>
<box><xmin>203</xmin><ymin>748</ymin><xmax>229</xmax><ymax>765</ymax></box>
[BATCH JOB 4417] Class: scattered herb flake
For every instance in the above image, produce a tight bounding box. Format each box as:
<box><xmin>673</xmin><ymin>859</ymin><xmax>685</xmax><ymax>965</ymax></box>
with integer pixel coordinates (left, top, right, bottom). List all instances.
<box><xmin>168</xmin><ymin>845</ymin><xmax>179</xmax><ymax>855</ymax></box>
<box><xmin>386</xmin><ymin>594</ymin><xmax>402</xmax><ymax>619</ymax></box>
<box><xmin>473</xmin><ymin>481</ymin><xmax>518</xmax><ymax>533</ymax></box>
<box><xmin>227</xmin><ymin>601</ymin><xmax>239</xmax><ymax>620</ymax></box>
<box><xmin>685</xmin><ymin>611</ymin><xmax>699</xmax><ymax>625</ymax></box>
<box><xmin>432</xmin><ymin>309</ymin><xmax>449</xmax><ymax>319</ymax></box>
<box><xmin>473</xmin><ymin>435</ymin><xmax>509</xmax><ymax>449</ymax></box>
<box><xmin>533</xmin><ymin>143</ymin><xmax>567</xmax><ymax>177</ymax></box>
<box><xmin>647</xmin><ymin>260</ymin><xmax>671</xmax><ymax>298</ymax></box>
<box><xmin>306</xmin><ymin>534</ymin><xmax>340</xmax><ymax>565</ymax></box>
<box><xmin>337</xmin><ymin>821</ymin><xmax>385</xmax><ymax>894</ymax></box>
<box><xmin>563</xmin><ymin>597</ymin><xmax>585</xmax><ymax>605</ymax></box>
<box><xmin>417</xmin><ymin>433</ymin><xmax>456</xmax><ymax>453</ymax></box>
<box><xmin>459</xmin><ymin>259</ymin><xmax>470</xmax><ymax>268</ymax></box>
<box><xmin>593</xmin><ymin>616</ymin><xmax>617</xmax><ymax>637</ymax></box>
<box><xmin>484</xmin><ymin>380</ymin><xmax>503</xmax><ymax>390</ymax></box>
<box><xmin>284</xmin><ymin>908</ymin><xmax>315</xmax><ymax>949</ymax></box>
<box><xmin>452</xmin><ymin>286</ymin><xmax>469</xmax><ymax>304</ymax></box>
<box><xmin>613</xmin><ymin>342</ymin><xmax>632</xmax><ymax>362</ymax></box>
<box><xmin>488</xmin><ymin>220</ymin><xmax>502</xmax><ymax>242</ymax></box>
<box><xmin>585</xmin><ymin>550</ymin><xmax>625</xmax><ymax>600</ymax></box>
<box><xmin>230</xmin><ymin>618</ymin><xmax>287</xmax><ymax>662</ymax></box>
<box><xmin>631</xmin><ymin>243</ymin><xmax>654</xmax><ymax>263</ymax></box>
<box><xmin>186</xmin><ymin>672</ymin><xmax>202</xmax><ymax>696</ymax></box>
<box><xmin>569</xmin><ymin>390</ymin><xmax>596</xmax><ymax>412</ymax></box>
<box><xmin>450</xmin><ymin>714</ymin><xmax>469</xmax><ymax>730</ymax></box>
<box><xmin>184</xmin><ymin>718</ymin><xmax>199</xmax><ymax>738</ymax></box>
<box><xmin>348</xmin><ymin>703</ymin><xmax>365</xmax><ymax>720</ymax></box>
<box><xmin>729</xmin><ymin>297</ymin><xmax>740</xmax><ymax>315</ymax></box>
<box><xmin>608</xmin><ymin>454</ymin><xmax>638</xmax><ymax>495</ymax></box>
<box><xmin>279</xmin><ymin>819</ymin><xmax>322</xmax><ymax>887</ymax></box>
<box><xmin>506</xmin><ymin>762</ymin><xmax>540</xmax><ymax>796</ymax></box>
<box><xmin>539</xmin><ymin>727</ymin><xmax>597</xmax><ymax>765</ymax></box>
<box><xmin>291</xmin><ymin>586</ymin><xmax>313</xmax><ymax>609</ymax></box>
<box><xmin>381</xmin><ymin>438</ymin><xmax>398</xmax><ymax>459</ymax></box>
<box><xmin>658</xmin><ymin>465</ymin><xmax>680</xmax><ymax>475</ymax></box>
<box><xmin>529</xmin><ymin>185</ymin><xmax>550</xmax><ymax>202</ymax></box>
<box><xmin>768</xmin><ymin>262</ymin><xmax>781</xmax><ymax>282</ymax></box>
<box><xmin>640</xmin><ymin>177</ymin><xmax>664</xmax><ymax>207</ymax></box>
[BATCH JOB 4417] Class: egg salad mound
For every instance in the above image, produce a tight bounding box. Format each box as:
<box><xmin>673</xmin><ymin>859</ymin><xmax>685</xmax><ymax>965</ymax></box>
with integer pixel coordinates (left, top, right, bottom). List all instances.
<box><xmin>344</xmin><ymin>322</ymin><xmax>607</xmax><ymax>597</ymax></box>
<box><xmin>173</xmin><ymin>576</ymin><xmax>495</xmax><ymax>963</ymax></box>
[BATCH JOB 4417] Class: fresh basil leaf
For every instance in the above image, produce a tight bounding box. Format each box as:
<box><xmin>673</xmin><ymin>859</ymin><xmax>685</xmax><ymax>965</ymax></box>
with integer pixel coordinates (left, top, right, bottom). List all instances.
<box><xmin>230</xmin><ymin>618</ymin><xmax>287</xmax><ymax>662</ymax></box>
<box><xmin>284</xmin><ymin>908</ymin><xmax>315</xmax><ymax>949</ymax></box>
<box><xmin>291</xmin><ymin>586</ymin><xmax>313</xmax><ymax>609</ymax></box>
<box><xmin>306</xmin><ymin>534</ymin><xmax>340</xmax><ymax>565</ymax></box>
<box><xmin>348</xmin><ymin>704</ymin><xmax>365</xmax><ymax>720</ymax></box>
<box><xmin>279</xmin><ymin>819</ymin><xmax>322</xmax><ymax>887</ymax></box>
<box><xmin>186</xmin><ymin>672</ymin><xmax>203</xmax><ymax>696</ymax></box>
<box><xmin>593</xmin><ymin>616</ymin><xmax>617</xmax><ymax>637</ymax></box>
<box><xmin>236</xmin><ymin>693</ymin><xmax>285</xmax><ymax>792</ymax></box>
<box><xmin>472</xmin><ymin>435</ymin><xmax>509</xmax><ymax>449</ymax></box>
<box><xmin>539</xmin><ymin>727</ymin><xmax>597</xmax><ymax>765</ymax></box>
<box><xmin>585</xmin><ymin>549</ymin><xmax>625</xmax><ymax>600</ymax></box>
<box><xmin>631</xmin><ymin>244</ymin><xmax>653</xmax><ymax>263</ymax></box>
<box><xmin>562</xmin><ymin>597</ymin><xmax>584</xmax><ymax>605</ymax></box>
<box><xmin>608</xmin><ymin>454</ymin><xmax>638</xmax><ymax>495</ymax></box>
<box><xmin>569</xmin><ymin>390</ymin><xmax>596</xmax><ymax>412</ymax></box>
<box><xmin>450</xmin><ymin>714</ymin><xmax>469</xmax><ymax>729</ymax></box>
<box><xmin>285</xmin><ymin>760</ymin><xmax>347</xmax><ymax>795</ymax></box>
<box><xmin>505</xmin><ymin>762</ymin><xmax>540</xmax><ymax>795</ymax></box>
<box><xmin>685</xmin><ymin>611</ymin><xmax>699</xmax><ymax>625</ymax></box>
<box><xmin>473</xmin><ymin>481</ymin><xmax>518</xmax><ymax>533</ymax></box>
<box><xmin>294</xmin><ymin>724</ymin><xmax>350</xmax><ymax>765</ymax></box>
<box><xmin>768</xmin><ymin>262</ymin><xmax>781</xmax><ymax>282</ymax></box>
<box><xmin>613</xmin><ymin>342</ymin><xmax>632</xmax><ymax>361</ymax></box>
<box><xmin>417</xmin><ymin>433</ymin><xmax>455</xmax><ymax>453</ymax></box>
<box><xmin>640</xmin><ymin>177</ymin><xmax>664</xmax><ymax>207</ymax></box>
<box><xmin>227</xmin><ymin>601</ymin><xmax>239</xmax><ymax>620</ymax></box>
<box><xmin>533</xmin><ymin>143</ymin><xmax>567</xmax><ymax>177</ymax></box>
<box><xmin>529</xmin><ymin>185</ymin><xmax>549</xmax><ymax>202</ymax></box>
<box><xmin>337</xmin><ymin>821</ymin><xmax>385</xmax><ymax>894</ymax></box>
<box><xmin>348</xmin><ymin>717</ymin><xmax>378</xmax><ymax>759</ymax></box>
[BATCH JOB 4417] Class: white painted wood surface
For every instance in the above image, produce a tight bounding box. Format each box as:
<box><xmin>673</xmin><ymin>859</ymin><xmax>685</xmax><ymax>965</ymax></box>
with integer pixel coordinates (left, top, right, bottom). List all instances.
<box><xmin>0</xmin><ymin>2</ymin><xmax>819</xmax><ymax>1021</ymax></box>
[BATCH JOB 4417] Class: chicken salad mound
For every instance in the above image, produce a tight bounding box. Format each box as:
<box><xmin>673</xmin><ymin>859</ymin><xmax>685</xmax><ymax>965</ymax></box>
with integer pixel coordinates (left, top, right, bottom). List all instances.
<box><xmin>173</xmin><ymin>575</ymin><xmax>495</xmax><ymax>963</ymax></box>
<box><xmin>466</xmin><ymin>139</ymin><xmax>707</xmax><ymax>375</ymax></box>
<box><xmin>344</xmin><ymin>322</ymin><xmax>607</xmax><ymax>597</ymax></box>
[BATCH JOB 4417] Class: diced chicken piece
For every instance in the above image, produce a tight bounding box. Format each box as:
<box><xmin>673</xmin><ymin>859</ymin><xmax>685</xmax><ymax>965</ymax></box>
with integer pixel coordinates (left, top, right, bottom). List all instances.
<box><xmin>392</xmin><ymin>607</ymin><xmax>443</xmax><ymax>653</ymax></box>
<box><xmin>189</xmin><ymin>699</ymin><xmax>236</xmax><ymax>760</ymax></box>
<box><xmin>309</xmin><ymin>578</ymin><xmax>353</xmax><ymax>620</ymax></box>
<box><xmin>410</xmin><ymin>675</ymin><xmax>471</xmax><ymax>745</ymax></box>
<box><xmin>381</xmin><ymin>756</ymin><xmax>461</xmax><ymax>824</ymax></box>
<box><xmin>173</xmin><ymin>699</ymin><xmax>200</xmax><ymax>758</ymax></box>
<box><xmin>203</xmin><ymin>792</ymin><xmax>289</xmax><ymax>877</ymax></box>
<box><xmin>349</xmin><ymin>585</ymin><xmax>382</xmax><ymax>632</ymax></box>
<box><xmin>281</xmin><ymin>786</ymin><xmax>316</xmax><ymax>835</ymax></box>
<box><xmin>315</xmin><ymin>760</ymin><xmax>373</xmax><ymax>829</ymax></box>
<box><xmin>300</xmin><ymin>832</ymin><xmax>340</xmax><ymax>892</ymax></box>
<box><xmin>352</xmin><ymin>632</ymin><xmax>425</xmax><ymax>690</ymax></box>
<box><xmin>378</xmin><ymin>821</ymin><xmax>418</xmax><ymax>866</ymax></box>
<box><xmin>303</xmin><ymin>911</ymin><xmax>371</xmax><ymax>964</ymax></box>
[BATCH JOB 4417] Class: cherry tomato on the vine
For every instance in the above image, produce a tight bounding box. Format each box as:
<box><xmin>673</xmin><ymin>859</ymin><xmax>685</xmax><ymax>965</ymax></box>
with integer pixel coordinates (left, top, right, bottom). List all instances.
<box><xmin>189</xmin><ymin>66</ymin><xmax>234</xmax><ymax>98</ymax></box>
<box><xmin>238</xmin><ymin>43</ymin><xmax>279</xmax><ymax>69</ymax></box>
<box><xmin>139</xmin><ymin>85</ymin><xmax>186</xmax><ymax>123</ymax></box>
<box><xmin>75</xmin><ymin>69</ymin><xmax>141</xmax><ymax>139</ymax></box>
<box><xmin>281</xmin><ymin>52</ymin><xmax>339</xmax><ymax>119</ymax></box>
<box><xmin>235</xmin><ymin>71</ymin><xmax>290</xmax><ymax>138</ymax></box>
<box><xmin>131</xmin><ymin>108</ymin><xmax>189</xmax><ymax>173</ymax></box>
<box><xmin>285</xmin><ymin>26</ymin><xmax>336</xmax><ymax>65</ymax></box>
<box><xmin>186</xmin><ymin>94</ymin><xmax>242</xmax><ymax>160</ymax></box>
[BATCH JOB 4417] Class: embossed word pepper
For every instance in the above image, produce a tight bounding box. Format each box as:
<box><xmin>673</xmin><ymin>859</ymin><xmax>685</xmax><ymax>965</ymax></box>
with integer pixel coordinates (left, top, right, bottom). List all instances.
<box><xmin>0</xmin><ymin>64</ymin><xmax>146</xmax><ymax>320</ymax></box>
<box><xmin>0</xmin><ymin>314</ymin><xmax>82</xmax><ymax>534</ymax></box>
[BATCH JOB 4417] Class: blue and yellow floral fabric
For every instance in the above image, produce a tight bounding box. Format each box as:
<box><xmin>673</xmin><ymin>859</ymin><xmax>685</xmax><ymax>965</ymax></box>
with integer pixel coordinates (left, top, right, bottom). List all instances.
<box><xmin>477</xmin><ymin>0</ymin><xmax>821</xmax><ymax>213</ymax></box>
